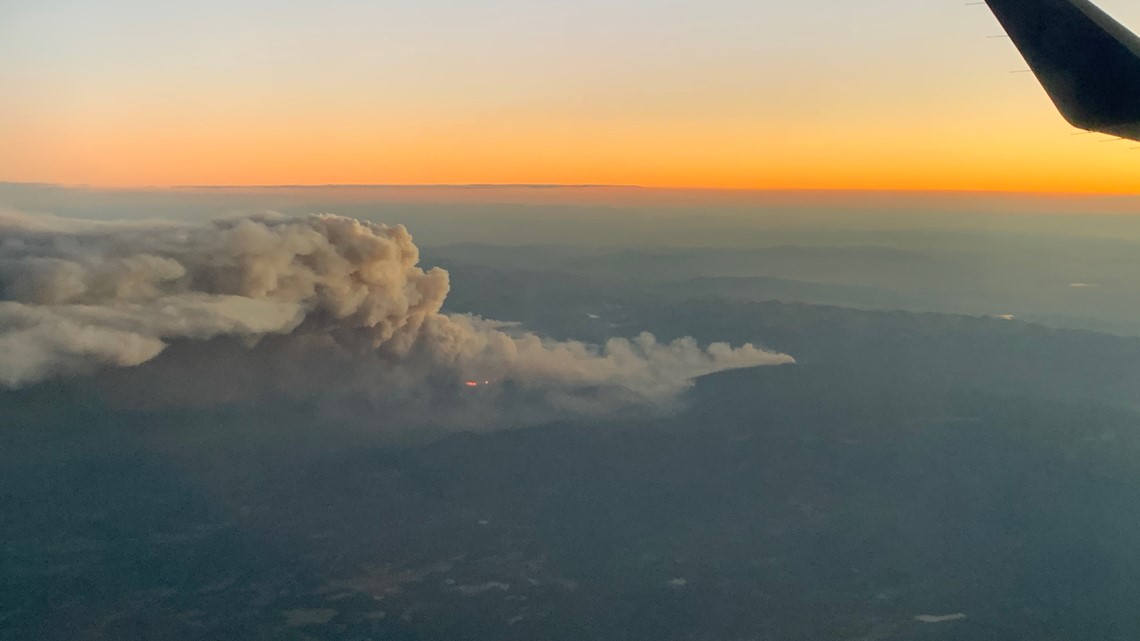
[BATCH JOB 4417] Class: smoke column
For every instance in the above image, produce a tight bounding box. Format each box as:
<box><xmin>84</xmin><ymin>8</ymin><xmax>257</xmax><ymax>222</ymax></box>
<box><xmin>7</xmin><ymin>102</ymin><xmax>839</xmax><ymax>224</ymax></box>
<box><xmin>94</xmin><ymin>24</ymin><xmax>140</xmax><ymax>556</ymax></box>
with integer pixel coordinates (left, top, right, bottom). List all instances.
<box><xmin>0</xmin><ymin>210</ymin><xmax>793</xmax><ymax>432</ymax></box>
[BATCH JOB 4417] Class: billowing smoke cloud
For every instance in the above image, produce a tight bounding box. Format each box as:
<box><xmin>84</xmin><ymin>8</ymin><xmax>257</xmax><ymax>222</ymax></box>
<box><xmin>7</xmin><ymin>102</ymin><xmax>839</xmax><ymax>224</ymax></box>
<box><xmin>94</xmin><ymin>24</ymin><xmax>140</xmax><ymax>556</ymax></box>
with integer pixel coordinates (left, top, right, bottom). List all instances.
<box><xmin>0</xmin><ymin>210</ymin><xmax>792</xmax><ymax>431</ymax></box>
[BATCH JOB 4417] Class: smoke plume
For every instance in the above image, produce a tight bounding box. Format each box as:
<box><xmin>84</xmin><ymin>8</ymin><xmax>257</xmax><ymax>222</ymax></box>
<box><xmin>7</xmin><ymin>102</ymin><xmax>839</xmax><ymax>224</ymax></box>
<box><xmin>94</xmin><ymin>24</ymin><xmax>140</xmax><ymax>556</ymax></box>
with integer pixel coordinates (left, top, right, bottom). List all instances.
<box><xmin>0</xmin><ymin>210</ymin><xmax>792</xmax><ymax>431</ymax></box>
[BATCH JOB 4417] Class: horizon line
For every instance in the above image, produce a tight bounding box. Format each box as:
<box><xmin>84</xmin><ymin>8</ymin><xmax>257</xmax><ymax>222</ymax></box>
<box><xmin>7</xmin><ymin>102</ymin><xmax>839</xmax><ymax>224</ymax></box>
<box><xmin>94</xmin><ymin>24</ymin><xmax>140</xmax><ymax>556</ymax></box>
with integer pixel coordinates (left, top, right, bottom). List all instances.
<box><xmin>2</xmin><ymin>181</ymin><xmax>1140</xmax><ymax>198</ymax></box>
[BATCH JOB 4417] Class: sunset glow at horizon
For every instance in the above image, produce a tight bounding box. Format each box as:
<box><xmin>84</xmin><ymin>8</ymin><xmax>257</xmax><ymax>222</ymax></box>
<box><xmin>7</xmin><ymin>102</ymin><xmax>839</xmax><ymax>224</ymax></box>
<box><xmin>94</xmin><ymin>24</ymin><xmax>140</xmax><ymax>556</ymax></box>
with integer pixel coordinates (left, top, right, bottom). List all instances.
<box><xmin>4</xmin><ymin>0</ymin><xmax>1140</xmax><ymax>194</ymax></box>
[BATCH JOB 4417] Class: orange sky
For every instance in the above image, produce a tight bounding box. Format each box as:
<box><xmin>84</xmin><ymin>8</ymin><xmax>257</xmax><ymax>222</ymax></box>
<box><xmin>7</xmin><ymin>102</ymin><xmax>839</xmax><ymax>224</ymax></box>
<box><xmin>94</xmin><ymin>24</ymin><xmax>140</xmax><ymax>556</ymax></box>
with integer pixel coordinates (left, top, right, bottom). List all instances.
<box><xmin>6</xmin><ymin>111</ymin><xmax>1138</xmax><ymax>193</ymax></box>
<box><xmin>3</xmin><ymin>1</ymin><xmax>1140</xmax><ymax>193</ymax></box>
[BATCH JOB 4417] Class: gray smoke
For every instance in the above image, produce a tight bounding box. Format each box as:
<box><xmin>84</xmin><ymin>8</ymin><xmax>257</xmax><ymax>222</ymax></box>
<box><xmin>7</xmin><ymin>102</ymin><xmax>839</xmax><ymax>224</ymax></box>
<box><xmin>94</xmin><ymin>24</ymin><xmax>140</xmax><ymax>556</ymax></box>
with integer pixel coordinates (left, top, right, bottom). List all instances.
<box><xmin>0</xmin><ymin>210</ymin><xmax>793</xmax><ymax>430</ymax></box>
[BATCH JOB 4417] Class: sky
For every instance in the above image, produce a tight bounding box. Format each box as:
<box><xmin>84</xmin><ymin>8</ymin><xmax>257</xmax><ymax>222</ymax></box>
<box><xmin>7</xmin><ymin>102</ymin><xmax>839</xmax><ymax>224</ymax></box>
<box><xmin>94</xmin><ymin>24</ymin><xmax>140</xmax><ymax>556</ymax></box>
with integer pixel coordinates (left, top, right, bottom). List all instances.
<box><xmin>3</xmin><ymin>0</ymin><xmax>1140</xmax><ymax>193</ymax></box>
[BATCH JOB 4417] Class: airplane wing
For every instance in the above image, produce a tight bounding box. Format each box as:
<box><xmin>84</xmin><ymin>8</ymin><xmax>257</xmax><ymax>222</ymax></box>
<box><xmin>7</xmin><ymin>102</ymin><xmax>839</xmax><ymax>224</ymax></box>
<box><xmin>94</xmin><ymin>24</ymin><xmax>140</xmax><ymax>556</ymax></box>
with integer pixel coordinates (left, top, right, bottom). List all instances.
<box><xmin>985</xmin><ymin>0</ymin><xmax>1140</xmax><ymax>141</ymax></box>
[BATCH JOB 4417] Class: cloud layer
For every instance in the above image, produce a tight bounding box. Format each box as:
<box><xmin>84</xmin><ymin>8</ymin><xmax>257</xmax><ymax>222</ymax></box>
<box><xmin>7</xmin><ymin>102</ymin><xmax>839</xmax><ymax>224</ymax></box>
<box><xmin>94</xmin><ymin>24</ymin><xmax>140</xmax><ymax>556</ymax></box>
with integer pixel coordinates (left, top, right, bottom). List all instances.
<box><xmin>0</xmin><ymin>210</ymin><xmax>792</xmax><ymax>431</ymax></box>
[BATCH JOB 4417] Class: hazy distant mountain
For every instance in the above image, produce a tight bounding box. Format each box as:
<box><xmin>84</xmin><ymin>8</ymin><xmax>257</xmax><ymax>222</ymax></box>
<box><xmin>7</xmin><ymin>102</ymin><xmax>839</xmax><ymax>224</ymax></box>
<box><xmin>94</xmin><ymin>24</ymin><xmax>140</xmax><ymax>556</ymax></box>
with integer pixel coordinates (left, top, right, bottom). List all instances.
<box><xmin>430</xmin><ymin>242</ymin><xmax>1140</xmax><ymax>336</ymax></box>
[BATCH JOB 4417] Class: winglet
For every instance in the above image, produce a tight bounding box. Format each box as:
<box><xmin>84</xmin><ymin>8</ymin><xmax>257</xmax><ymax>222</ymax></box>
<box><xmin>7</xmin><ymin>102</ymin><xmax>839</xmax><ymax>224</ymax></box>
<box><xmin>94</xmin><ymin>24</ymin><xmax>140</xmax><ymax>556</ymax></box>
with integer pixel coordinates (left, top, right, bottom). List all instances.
<box><xmin>985</xmin><ymin>0</ymin><xmax>1140</xmax><ymax>140</ymax></box>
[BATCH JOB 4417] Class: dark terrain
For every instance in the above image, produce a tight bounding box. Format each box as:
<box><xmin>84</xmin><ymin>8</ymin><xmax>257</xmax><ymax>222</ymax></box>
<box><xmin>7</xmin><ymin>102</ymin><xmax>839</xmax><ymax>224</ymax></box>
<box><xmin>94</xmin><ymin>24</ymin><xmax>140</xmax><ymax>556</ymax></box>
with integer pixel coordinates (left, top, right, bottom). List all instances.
<box><xmin>5</xmin><ymin>260</ymin><xmax>1140</xmax><ymax>640</ymax></box>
